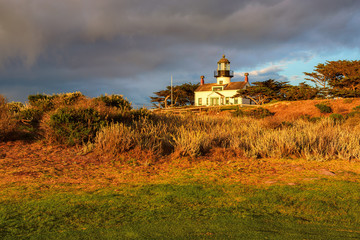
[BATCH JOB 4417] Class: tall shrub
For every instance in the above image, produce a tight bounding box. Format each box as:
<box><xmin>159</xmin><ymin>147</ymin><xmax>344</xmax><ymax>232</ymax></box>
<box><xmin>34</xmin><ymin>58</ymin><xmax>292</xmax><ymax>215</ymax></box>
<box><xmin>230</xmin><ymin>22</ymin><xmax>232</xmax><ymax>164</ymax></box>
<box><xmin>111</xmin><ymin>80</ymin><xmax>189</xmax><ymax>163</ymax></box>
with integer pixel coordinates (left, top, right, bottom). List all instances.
<box><xmin>95</xmin><ymin>94</ymin><xmax>132</xmax><ymax>110</ymax></box>
<box><xmin>28</xmin><ymin>94</ymin><xmax>55</xmax><ymax>112</ymax></box>
<box><xmin>47</xmin><ymin>107</ymin><xmax>105</xmax><ymax>145</ymax></box>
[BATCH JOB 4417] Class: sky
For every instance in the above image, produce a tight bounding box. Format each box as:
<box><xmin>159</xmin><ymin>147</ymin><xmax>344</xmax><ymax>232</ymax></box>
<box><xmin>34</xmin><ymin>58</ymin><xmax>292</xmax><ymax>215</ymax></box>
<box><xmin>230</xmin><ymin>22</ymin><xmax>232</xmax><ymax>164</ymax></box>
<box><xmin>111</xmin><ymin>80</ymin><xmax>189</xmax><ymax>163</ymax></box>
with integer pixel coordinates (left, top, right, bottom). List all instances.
<box><xmin>0</xmin><ymin>0</ymin><xmax>359</xmax><ymax>107</ymax></box>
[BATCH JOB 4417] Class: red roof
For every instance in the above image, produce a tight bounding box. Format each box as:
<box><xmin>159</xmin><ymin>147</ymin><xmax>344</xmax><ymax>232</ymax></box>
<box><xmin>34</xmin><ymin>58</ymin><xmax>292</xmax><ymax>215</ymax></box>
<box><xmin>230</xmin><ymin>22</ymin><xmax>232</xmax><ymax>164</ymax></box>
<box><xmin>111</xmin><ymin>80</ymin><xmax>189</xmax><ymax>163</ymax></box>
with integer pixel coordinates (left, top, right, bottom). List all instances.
<box><xmin>195</xmin><ymin>81</ymin><xmax>247</xmax><ymax>92</ymax></box>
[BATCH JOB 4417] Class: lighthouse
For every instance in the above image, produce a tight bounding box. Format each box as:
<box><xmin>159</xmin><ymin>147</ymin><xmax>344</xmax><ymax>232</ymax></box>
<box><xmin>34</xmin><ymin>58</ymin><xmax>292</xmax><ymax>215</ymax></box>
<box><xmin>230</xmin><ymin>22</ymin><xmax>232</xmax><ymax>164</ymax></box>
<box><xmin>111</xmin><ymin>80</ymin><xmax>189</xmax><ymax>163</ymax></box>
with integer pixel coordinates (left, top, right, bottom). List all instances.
<box><xmin>214</xmin><ymin>54</ymin><xmax>234</xmax><ymax>85</ymax></box>
<box><xmin>194</xmin><ymin>54</ymin><xmax>251</xmax><ymax>106</ymax></box>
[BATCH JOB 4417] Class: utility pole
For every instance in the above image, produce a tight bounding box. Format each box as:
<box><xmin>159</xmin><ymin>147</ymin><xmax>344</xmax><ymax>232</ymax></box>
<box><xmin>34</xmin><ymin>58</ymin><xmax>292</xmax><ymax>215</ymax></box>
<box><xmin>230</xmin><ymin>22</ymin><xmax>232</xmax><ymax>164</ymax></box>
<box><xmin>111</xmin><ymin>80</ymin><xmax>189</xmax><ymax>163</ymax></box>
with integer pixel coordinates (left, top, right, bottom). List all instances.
<box><xmin>171</xmin><ymin>75</ymin><xmax>173</xmax><ymax>108</ymax></box>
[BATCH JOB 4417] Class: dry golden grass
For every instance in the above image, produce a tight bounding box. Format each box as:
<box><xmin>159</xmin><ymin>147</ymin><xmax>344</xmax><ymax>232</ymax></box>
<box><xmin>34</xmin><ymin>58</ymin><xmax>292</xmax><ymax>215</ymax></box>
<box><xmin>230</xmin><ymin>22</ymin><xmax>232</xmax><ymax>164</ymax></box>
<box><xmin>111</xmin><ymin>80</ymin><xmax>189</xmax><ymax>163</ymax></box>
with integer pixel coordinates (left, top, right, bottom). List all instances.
<box><xmin>0</xmin><ymin>95</ymin><xmax>17</xmax><ymax>141</ymax></box>
<box><xmin>2</xmin><ymin>140</ymin><xmax>360</xmax><ymax>199</ymax></box>
<box><xmin>95</xmin><ymin>123</ymin><xmax>136</xmax><ymax>156</ymax></box>
<box><xmin>94</xmin><ymin>113</ymin><xmax>360</xmax><ymax>161</ymax></box>
<box><xmin>95</xmin><ymin>118</ymin><xmax>176</xmax><ymax>158</ymax></box>
<box><xmin>2</xmin><ymin>97</ymin><xmax>360</xmax><ymax>195</ymax></box>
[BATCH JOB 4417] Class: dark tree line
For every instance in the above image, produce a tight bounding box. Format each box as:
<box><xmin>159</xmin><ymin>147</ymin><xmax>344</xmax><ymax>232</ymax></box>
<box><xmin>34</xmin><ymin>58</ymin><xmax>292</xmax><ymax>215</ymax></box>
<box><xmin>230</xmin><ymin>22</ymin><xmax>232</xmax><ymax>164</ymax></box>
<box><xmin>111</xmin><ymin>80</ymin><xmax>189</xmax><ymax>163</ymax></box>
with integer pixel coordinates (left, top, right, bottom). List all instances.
<box><xmin>305</xmin><ymin>60</ymin><xmax>360</xmax><ymax>98</ymax></box>
<box><xmin>150</xmin><ymin>82</ymin><xmax>199</xmax><ymax>108</ymax></box>
<box><xmin>237</xmin><ymin>60</ymin><xmax>360</xmax><ymax>105</ymax></box>
<box><xmin>235</xmin><ymin>80</ymin><xmax>318</xmax><ymax>105</ymax></box>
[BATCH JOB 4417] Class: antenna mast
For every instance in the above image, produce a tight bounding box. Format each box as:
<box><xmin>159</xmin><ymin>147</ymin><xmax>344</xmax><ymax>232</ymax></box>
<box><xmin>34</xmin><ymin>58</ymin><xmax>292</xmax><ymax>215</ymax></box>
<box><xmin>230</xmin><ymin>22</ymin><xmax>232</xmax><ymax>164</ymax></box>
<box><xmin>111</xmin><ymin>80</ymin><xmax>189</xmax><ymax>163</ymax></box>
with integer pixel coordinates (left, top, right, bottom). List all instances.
<box><xmin>171</xmin><ymin>75</ymin><xmax>173</xmax><ymax>108</ymax></box>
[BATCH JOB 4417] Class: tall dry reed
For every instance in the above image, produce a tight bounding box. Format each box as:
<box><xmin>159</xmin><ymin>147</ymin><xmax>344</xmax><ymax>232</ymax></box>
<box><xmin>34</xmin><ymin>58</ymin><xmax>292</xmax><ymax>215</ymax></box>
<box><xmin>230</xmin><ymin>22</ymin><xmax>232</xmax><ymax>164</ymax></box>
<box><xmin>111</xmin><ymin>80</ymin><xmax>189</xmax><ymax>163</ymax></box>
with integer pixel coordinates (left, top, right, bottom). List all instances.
<box><xmin>94</xmin><ymin>114</ymin><xmax>360</xmax><ymax>161</ymax></box>
<box><xmin>95</xmin><ymin>118</ymin><xmax>175</xmax><ymax>157</ymax></box>
<box><xmin>0</xmin><ymin>95</ymin><xmax>17</xmax><ymax>141</ymax></box>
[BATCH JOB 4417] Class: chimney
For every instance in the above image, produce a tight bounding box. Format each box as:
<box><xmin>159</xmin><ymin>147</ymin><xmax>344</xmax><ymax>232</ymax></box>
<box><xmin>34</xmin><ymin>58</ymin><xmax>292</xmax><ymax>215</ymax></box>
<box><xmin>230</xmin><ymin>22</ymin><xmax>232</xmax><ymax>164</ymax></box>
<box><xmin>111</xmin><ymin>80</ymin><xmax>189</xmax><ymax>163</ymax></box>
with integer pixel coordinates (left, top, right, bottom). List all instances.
<box><xmin>244</xmin><ymin>73</ymin><xmax>249</xmax><ymax>83</ymax></box>
<box><xmin>200</xmin><ymin>75</ymin><xmax>205</xmax><ymax>85</ymax></box>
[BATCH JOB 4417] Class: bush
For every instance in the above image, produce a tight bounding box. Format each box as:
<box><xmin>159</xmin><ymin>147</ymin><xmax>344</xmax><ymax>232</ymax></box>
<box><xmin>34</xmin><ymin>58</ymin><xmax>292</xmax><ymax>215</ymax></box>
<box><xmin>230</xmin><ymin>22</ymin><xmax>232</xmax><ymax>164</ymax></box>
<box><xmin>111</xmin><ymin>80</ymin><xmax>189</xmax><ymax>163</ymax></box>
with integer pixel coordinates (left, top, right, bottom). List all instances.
<box><xmin>232</xmin><ymin>108</ymin><xmax>245</xmax><ymax>117</ymax></box>
<box><xmin>131</xmin><ymin>108</ymin><xmax>152</xmax><ymax>121</ymax></box>
<box><xmin>344</xmin><ymin>105</ymin><xmax>360</xmax><ymax>119</ymax></box>
<box><xmin>28</xmin><ymin>94</ymin><xmax>55</xmax><ymax>112</ymax></box>
<box><xmin>299</xmin><ymin>114</ymin><xmax>311</xmax><ymax>121</ymax></box>
<box><xmin>248</xmin><ymin>108</ymin><xmax>274</xmax><ymax>118</ymax></box>
<box><xmin>309</xmin><ymin>117</ymin><xmax>322</xmax><ymax>123</ymax></box>
<box><xmin>299</xmin><ymin>114</ymin><xmax>322</xmax><ymax>123</ymax></box>
<box><xmin>48</xmin><ymin>107</ymin><xmax>106</xmax><ymax>145</ymax></box>
<box><xmin>220</xmin><ymin>105</ymin><xmax>239</xmax><ymax>111</ymax></box>
<box><xmin>347</xmin><ymin>111</ymin><xmax>360</xmax><ymax>118</ymax></box>
<box><xmin>56</xmin><ymin>92</ymin><xmax>85</xmax><ymax>105</ymax></box>
<box><xmin>233</xmin><ymin>107</ymin><xmax>274</xmax><ymax>119</ymax></box>
<box><xmin>343</xmin><ymin>98</ymin><xmax>353</xmax><ymax>104</ymax></box>
<box><xmin>19</xmin><ymin>109</ymin><xmax>42</xmax><ymax>125</ymax></box>
<box><xmin>329</xmin><ymin>113</ymin><xmax>345</xmax><ymax>124</ymax></box>
<box><xmin>8</xmin><ymin>102</ymin><xmax>24</xmax><ymax>113</ymax></box>
<box><xmin>28</xmin><ymin>93</ymin><xmax>53</xmax><ymax>104</ymax></box>
<box><xmin>28</xmin><ymin>92</ymin><xmax>87</xmax><ymax>112</ymax></box>
<box><xmin>315</xmin><ymin>103</ymin><xmax>332</xmax><ymax>113</ymax></box>
<box><xmin>95</xmin><ymin>94</ymin><xmax>132</xmax><ymax>110</ymax></box>
<box><xmin>352</xmin><ymin>105</ymin><xmax>360</xmax><ymax>112</ymax></box>
<box><xmin>0</xmin><ymin>95</ymin><xmax>17</xmax><ymax>141</ymax></box>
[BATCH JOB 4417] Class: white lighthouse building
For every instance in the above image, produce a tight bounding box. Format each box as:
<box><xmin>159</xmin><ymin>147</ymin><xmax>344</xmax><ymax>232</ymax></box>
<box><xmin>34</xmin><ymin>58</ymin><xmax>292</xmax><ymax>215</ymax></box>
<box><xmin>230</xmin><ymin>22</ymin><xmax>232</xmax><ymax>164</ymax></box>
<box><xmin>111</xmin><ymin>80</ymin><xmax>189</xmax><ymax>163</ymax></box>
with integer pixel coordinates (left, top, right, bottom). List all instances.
<box><xmin>194</xmin><ymin>55</ymin><xmax>251</xmax><ymax>106</ymax></box>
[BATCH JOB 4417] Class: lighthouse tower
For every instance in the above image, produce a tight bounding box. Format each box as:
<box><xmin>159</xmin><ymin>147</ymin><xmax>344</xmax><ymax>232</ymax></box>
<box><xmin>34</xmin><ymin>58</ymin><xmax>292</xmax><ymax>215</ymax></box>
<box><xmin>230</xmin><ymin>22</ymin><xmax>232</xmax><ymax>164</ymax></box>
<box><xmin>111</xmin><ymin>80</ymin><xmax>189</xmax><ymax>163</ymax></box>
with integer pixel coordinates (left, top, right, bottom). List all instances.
<box><xmin>214</xmin><ymin>54</ymin><xmax>234</xmax><ymax>85</ymax></box>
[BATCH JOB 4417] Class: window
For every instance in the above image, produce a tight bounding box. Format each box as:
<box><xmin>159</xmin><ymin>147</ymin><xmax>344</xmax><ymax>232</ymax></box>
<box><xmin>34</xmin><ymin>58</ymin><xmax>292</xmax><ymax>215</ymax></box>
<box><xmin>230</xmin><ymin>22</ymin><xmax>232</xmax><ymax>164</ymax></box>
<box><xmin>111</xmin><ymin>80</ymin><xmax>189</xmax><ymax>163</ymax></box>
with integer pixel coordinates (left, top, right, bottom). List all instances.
<box><xmin>211</xmin><ymin>98</ymin><xmax>219</xmax><ymax>106</ymax></box>
<box><xmin>198</xmin><ymin>98</ymin><xmax>202</xmax><ymax>106</ymax></box>
<box><xmin>206</xmin><ymin>98</ymin><xmax>209</xmax><ymax>105</ymax></box>
<box><xmin>212</xmin><ymin>86</ymin><xmax>223</xmax><ymax>91</ymax></box>
<box><xmin>219</xmin><ymin>81</ymin><xmax>223</xmax><ymax>84</ymax></box>
<box><xmin>225</xmin><ymin>63</ymin><xmax>230</xmax><ymax>70</ymax></box>
<box><xmin>234</xmin><ymin>98</ymin><xmax>238</xmax><ymax>104</ymax></box>
<box><xmin>225</xmin><ymin>97</ymin><xmax>229</xmax><ymax>104</ymax></box>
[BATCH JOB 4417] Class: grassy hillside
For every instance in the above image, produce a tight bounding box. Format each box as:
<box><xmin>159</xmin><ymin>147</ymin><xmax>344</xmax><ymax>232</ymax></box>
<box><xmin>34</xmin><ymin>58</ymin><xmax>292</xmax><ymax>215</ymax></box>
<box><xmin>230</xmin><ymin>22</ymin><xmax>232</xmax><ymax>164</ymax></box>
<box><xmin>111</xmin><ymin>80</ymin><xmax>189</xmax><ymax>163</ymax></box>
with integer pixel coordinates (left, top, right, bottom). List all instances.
<box><xmin>1</xmin><ymin>94</ymin><xmax>360</xmax><ymax>239</ymax></box>
<box><xmin>264</xmin><ymin>98</ymin><xmax>360</xmax><ymax>120</ymax></box>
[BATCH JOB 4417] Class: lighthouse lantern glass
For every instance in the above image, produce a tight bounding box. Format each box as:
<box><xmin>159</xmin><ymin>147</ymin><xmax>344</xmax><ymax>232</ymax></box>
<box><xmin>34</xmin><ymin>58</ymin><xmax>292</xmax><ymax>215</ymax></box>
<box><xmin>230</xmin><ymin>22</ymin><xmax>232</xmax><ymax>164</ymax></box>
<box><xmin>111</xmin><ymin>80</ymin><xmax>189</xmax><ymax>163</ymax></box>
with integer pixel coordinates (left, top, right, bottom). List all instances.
<box><xmin>226</xmin><ymin>63</ymin><xmax>230</xmax><ymax>70</ymax></box>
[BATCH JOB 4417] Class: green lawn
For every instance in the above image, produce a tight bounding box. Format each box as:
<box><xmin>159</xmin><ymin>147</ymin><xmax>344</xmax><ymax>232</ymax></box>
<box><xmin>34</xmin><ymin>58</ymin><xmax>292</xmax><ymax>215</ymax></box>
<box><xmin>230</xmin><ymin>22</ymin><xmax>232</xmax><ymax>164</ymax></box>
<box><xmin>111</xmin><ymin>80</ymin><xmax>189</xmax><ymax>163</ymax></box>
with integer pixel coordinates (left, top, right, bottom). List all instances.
<box><xmin>1</xmin><ymin>180</ymin><xmax>360</xmax><ymax>239</ymax></box>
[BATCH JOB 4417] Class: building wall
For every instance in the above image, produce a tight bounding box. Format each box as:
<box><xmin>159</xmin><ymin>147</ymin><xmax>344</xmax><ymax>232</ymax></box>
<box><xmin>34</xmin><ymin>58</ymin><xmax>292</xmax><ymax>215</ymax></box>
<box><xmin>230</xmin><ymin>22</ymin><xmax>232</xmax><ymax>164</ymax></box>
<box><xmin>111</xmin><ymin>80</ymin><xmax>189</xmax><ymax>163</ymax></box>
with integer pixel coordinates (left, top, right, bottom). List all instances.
<box><xmin>216</xmin><ymin>76</ymin><xmax>231</xmax><ymax>84</ymax></box>
<box><xmin>195</xmin><ymin>90</ymin><xmax>251</xmax><ymax>106</ymax></box>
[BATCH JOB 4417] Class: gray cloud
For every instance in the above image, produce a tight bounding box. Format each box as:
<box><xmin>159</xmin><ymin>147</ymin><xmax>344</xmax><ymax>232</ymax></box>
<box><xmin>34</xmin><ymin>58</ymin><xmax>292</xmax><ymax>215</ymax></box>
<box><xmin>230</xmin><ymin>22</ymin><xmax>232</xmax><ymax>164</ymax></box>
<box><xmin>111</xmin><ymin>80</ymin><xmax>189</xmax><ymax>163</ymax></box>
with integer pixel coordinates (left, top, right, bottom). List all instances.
<box><xmin>0</xmin><ymin>0</ymin><xmax>359</xmax><ymax>104</ymax></box>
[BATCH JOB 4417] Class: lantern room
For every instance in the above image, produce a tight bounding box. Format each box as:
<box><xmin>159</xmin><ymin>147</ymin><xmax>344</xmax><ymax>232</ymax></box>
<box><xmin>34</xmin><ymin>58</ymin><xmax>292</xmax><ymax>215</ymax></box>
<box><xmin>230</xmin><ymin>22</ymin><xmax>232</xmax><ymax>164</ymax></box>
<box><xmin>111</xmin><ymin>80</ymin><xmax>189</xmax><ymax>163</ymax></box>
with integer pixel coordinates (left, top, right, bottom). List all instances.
<box><xmin>214</xmin><ymin>54</ymin><xmax>234</xmax><ymax>84</ymax></box>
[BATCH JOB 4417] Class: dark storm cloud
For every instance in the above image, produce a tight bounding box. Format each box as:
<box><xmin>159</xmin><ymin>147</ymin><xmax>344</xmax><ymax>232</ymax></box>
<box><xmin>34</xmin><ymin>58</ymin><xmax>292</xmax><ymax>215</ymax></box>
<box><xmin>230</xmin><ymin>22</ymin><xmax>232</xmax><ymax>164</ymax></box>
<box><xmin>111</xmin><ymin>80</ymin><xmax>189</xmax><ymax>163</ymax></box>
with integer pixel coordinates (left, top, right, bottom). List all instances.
<box><xmin>0</xmin><ymin>0</ymin><xmax>359</xmax><ymax>103</ymax></box>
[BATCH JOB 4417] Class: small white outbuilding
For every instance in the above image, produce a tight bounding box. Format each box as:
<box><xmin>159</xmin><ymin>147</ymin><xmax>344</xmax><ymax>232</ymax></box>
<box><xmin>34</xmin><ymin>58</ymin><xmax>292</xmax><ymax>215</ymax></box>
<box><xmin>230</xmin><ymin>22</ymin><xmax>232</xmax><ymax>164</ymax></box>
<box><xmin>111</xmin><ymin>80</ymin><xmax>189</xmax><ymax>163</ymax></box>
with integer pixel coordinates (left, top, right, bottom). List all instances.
<box><xmin>194</xmin><ymin>55</ymin><xmax>251</xmax><ymax>106</ymax></box>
